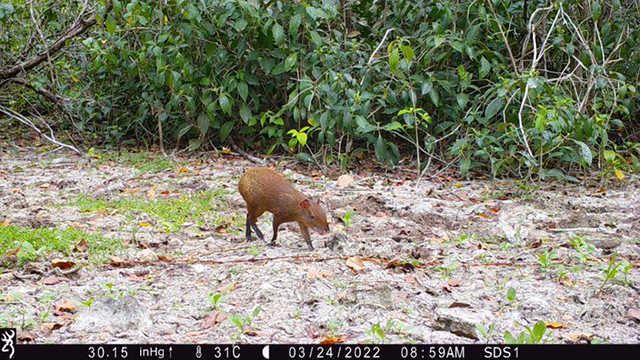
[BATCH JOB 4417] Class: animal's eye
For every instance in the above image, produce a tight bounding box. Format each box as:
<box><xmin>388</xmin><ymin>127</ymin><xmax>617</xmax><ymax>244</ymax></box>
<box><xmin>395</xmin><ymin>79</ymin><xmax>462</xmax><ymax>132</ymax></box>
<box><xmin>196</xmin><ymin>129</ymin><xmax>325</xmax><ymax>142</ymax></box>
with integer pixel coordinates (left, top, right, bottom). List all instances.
<box><xmin>309</xmin><ymin>214</ymin><xmax>315</xmax><ymax>220</ymax></box>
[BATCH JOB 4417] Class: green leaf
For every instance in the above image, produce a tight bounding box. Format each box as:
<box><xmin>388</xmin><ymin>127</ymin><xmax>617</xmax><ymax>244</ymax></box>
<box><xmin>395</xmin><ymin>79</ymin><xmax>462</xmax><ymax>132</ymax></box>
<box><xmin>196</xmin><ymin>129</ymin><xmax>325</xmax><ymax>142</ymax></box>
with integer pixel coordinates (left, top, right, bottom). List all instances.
<box><xmin>428</xmin><ymin>89</ymin><xmax>439</xmax><ymax>106</ymax></box>
<box><xmin>284</xmin><ymin>53</ymin><xmax>298</xmax><ymax>71</ymax></box>
<box><xmin>220</xmin><ymin>121</ymin><xmax>234</xmax><ymax>142</ymax></box>
<box><xmin>504</xmin><ymin>331</ymin><xmax>516</xmax><ymax>344</ymax></box>
<box><xmin>479</xmin><ymin>57</ymin><xmax>491</xmax><ymax>79</ymax></box>
<box><xmin>506</xmin><ymin>287</ymin><xmax>516</xmax><ymax>302</ymax></box>
<box><xmin>421</xmin><ymin>81</ymin><xmax>433</xmax><ymax>95</ymax></box>
<box><xmin>272</xmin><ymin>23</ymin><xmax>285</xmax><ymax>44</ymax></box>
<box><xmin>239</xmin><ymin>103</ymin><xmax>252</xmax><ymax>124</ymax></box>
<box><xmin>188</xmin><ymin>138</ymin><xmax>202</xmax><ymax>151</ymax></box>
<box><xmin>289</xmin><ymin>14</ymin><xmax>302</xmax><ymax>35</ymax></box>
<box><xmin>197</xmin><ymin>114</ymin><xmax>209</xmax><ymax>136</ymax></box>
<box><xmin>296</xmin><ymin>132</ymin><xmax>308</xmax><ymax>146</ymax></box>
<box><xmin>401</xmin><ymin>45</ymin><xmax>415</xmax><ymax>62</ymax></box>
<box><xmin>591</xmin><ymin>1</ymin><xmax>602</xmax><ymax>21</ymax></box>
<box><xmin>375</xmin><ymin>135</ymin><xmax>386</xmax><ymax>161</ymax></box>
<box><xmin>603</xmin><ymin>150</ymin><xmax>616</xmax><ymax>163</ymax></box>
<box><xmin>105</xmin><ymin>16</ymin><xmax>116</xmax><ymax>34</ymax></box>
<box><xmin>219</xmin><ymin>93</ymin><xmax>231</xmax><ymax>115</ymax></box>
<box><xmin>574</xmin><ymin>140</ymin><xmax>592</xmax><ymax>166</ymax></box>
<box><xmin>485</xmin><ymin>98</ymin><xmax>505</xmax><ymax>119</ymax></box>
<box><xmin>532</xmin><ymin>321</ymin><xmax>546</xmax><ymax>343</ymax></box>
<box><xmin>456</xmin><ymin>93</ymin><xmax>469</xmax><ymax>109</ymax></box>
<box><xmin>389</xmin><ymin>49</ymin><xmax>400</xmax><ymax>73</ymax></box>
<box><xmin>296</xmin><ymin>152</ymin><xmax>314</xmax><ymax>163</ymax></box>
<box><xmin>433</xmin><ymin>35</ymin><xmax>446</xmax><ymax>48</ymax></box>
<box><xmin>237</xmin><ymin>82</ymin><xmax>248</xmax><ymax>102</ymax></box>
<box><xmin>460</xmin><ymin>158</ymin><xmax>471</xmax><ymax>176</ymax></box>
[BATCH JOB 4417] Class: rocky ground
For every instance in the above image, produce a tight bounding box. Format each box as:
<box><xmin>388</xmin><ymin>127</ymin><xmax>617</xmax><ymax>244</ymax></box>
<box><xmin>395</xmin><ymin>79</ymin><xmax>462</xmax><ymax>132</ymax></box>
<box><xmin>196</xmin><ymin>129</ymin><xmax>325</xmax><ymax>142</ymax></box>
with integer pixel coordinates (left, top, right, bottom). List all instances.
<box><xmin>0</xmin><ymin>146</ymin><xmax>639</xmax><ymax>344</ymax></box>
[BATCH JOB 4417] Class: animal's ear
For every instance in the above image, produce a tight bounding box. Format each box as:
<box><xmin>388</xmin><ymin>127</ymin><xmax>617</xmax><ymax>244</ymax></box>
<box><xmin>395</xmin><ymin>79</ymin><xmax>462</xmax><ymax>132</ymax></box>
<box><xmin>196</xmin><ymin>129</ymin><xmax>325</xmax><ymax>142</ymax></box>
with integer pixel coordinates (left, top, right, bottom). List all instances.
<box><xmin>300</xmin><ymin>199</ymin><xmax>311</xmax><ymax>209</ymax></box>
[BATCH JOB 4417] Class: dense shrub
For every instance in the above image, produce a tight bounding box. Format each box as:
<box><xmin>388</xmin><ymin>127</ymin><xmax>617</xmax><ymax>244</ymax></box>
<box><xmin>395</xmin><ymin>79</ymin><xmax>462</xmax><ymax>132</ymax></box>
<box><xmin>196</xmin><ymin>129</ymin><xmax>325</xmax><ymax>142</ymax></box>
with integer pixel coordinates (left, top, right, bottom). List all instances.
<box><xmin>1</xmin><ymin>0</ymin><xmax>639</xmax><ymax>179</ymax></box>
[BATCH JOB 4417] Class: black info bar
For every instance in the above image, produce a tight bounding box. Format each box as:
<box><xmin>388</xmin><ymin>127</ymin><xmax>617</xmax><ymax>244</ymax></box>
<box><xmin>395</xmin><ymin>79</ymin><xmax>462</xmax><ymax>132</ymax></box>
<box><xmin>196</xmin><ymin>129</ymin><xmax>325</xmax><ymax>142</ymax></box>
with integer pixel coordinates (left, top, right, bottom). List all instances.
<box><xmin>1</xmin><ymin>343</ymin><xmax>638</xmax><ymax>360</ymax></box>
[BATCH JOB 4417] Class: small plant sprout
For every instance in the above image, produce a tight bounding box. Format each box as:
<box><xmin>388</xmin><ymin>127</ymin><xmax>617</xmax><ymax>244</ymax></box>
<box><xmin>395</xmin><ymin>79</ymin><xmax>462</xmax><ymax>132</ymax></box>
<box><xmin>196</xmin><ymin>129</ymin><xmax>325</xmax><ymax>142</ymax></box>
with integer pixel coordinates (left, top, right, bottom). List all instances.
<box><xmin>504</xmin><ymin>321</ymin><xmax>547</xmax><ymax>344</ymax></box>
<box><xmin>506</xmin><ymin>287</ymin><xmax>516</xmax><ymax>303</ymax></box>
<box><xmin>341</xmin><ymin>207</ymin><xmax>354</xmax><ymax>229</ymax></box>
<box><xmin>228</xmin><ymin>305</ymin><xmax>262</xmax><ymax>339</ymax></box>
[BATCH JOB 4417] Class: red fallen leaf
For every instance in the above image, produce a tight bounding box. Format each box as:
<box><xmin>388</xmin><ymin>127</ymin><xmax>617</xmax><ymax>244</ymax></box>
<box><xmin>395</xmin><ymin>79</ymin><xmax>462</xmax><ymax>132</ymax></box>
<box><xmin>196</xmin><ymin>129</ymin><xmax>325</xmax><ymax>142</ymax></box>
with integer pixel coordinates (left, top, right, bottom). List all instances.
<box><xmin>51</xmin><ymin>259</ymin><xmax>75</xmax><ymax>270</ymax></box>
<box><xmin>319</xmin><ymin>335</ymin><xmax>345</xmax><ymax>345</ymax></box>
<box><xmin>477</xmin><ymin>243</ymin><xmax>484</xmax><ymax>250</ymax></box>
<box><xmin>41</xmin><ymin>276</ymin><xmax>66</xmax><ymax>285</ymax></box>
<box><xmin>449</xmin><ymin>302</ymin><xmax>471</xmax><ymax>308</ymax></box>
<box><xmin>488</xmin><ymin>207</ymin><xmax>500</xmax><ymax>214</ymax></box>
<box><xmin>448</xmin><ymin>278</ymin><xmax>462</xmax><ymax>287</ymax></box>
<box><xmin>628</xmin><ymin>309</ymin><xmax>640</xmax><ymax>321</ymax></box>
<box><xmin>548</xmin><ymin>224</ymin><xmax>556</xmax><ymax>229</ymax></box>
<box><xmin>55</xmin><ymin>301</ymin><xmax>76</xmax><ymax>313</ymax></box>
<box><xmin>160</xmin><ymin>190</ymin><xmax>171</xmax><ymax>195</ymax></box>
<box><xmin>202</xmin><ymin>311</ymin><xmax>227</xmax><ymax>329</ymax></box>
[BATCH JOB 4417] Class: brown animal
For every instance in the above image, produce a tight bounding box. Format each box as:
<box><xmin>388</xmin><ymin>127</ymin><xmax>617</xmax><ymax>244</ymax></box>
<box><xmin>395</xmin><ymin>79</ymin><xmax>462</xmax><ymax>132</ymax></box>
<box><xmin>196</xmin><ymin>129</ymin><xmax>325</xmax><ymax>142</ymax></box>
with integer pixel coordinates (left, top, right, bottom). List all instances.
<box><xmin>238</xmin><ymin>167</ymin><xmax>330</xmax><ymax>250</ymax></box>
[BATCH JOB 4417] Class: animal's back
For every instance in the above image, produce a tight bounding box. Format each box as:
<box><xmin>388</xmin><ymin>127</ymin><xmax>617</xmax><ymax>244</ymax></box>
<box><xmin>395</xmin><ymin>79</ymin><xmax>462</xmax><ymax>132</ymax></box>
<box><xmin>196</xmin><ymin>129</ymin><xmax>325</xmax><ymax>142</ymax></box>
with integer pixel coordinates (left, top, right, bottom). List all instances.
<box><xmin>238</xmin><ymin>167</ymin><xmax>298</xmax><ymax>214</ymax></box>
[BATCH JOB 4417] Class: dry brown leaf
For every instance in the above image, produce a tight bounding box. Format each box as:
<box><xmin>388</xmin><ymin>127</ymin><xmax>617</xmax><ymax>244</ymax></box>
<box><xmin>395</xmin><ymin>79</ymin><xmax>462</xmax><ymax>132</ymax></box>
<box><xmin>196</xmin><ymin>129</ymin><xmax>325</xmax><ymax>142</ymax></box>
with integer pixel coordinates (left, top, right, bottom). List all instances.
<box><xmin>215</xmin><ymin>224</ymin><xmax>228</xmax><ymax>234</ymax></box>
<box><xmin>319</xmin><ymin>335</ymin><xmax>345</xmax><ymax>345</ymax></box>
<box><xmin>220</xmin><ymin>149</ymin><xmax>231</xmax><ymax>155</ymax></box>
<box><xmin>628</xmin><ymin>308</ymin><xmax>640</xmax><ymax>321</ymax></box>
<box><xmin>477</xmin><ymin>212</ymin><xmax>490</xmax><ymax>219</ymax></box>
<box><xmin>51</xmin><ymin>259</ymin><xmax>75</xmax><ymax>270</ymax></box>
<box><xmin>39</xmin><ymin>183</ymin><xmax>51</xmax><ymax>189</ymax></box>
<box><xmin>55</xmin><ymin>301</ymin><xmax>76</xmax><ymax>313</ymax></box>
<box><xmin>41</xmin><ymin>276</ymin><xmax>66</xmax><ymax>285</ymax></box>
<box><xmin>336</xmin><ymin>174</ymin><xmax>354</xmax><ymax>188</ymax></box>
<box><xmin>74</xmin><ymin>239</ymin><xmax>90</xmax><ymax>252</ymax></box>
<box><xmin>216</xmin><ymin>281</ymin><xmax>239</xmax><ymax>293</ymax></box>
<box><xmin>306</xmin><ymin>270</ymin><xmax>333</xmax><ymax>279</ymax></box>
<box><xmin>158</xmin><ymin>255</ymin><xmax>172</xmax><ymax>261</ymax></box>
<box><xmin>160</xmin><ymin>190</ymin><xmax>171</xmax><ymax>195</ymax></box>
<box><xmin>41</xmin><ymin>322</ymin><xmax>64</xmax><ymax>331</ymax></box>
<box><xmin>179</xmin><ymin>167</ymin><xmax>191</xmax><ymax>173</ymax></box>
<box><xmin>17</xmin><ymin>331</ymin><xmax>36</xmax><ymax>342</ymax></box>
<box><xmin>202</xmin><ymin>311</ymin><xmax>227</xmax><ymax>329</ymax></box>
<box><xmin>346</xmin><ymin>256</ymin><xmax>366</xmax><ymax>272</ymax></box>
<box><xmin>108</xmin><ymin>256</ymin><xmax>129</xmax><ymax>267</ymax></box>
<box><xmin>488</xmin><ymin>207</ymin><xmax>500</xmax><ymax>214</ymax></box>
<box><xmin>449</xmin><ymin>302</ymin><xmax>472</xmax><ymax>308</ymax></box>
<box><xmin>545</xmin><ymin>322</ymin><xmax>568</xmax><ymax>329</ymax></box>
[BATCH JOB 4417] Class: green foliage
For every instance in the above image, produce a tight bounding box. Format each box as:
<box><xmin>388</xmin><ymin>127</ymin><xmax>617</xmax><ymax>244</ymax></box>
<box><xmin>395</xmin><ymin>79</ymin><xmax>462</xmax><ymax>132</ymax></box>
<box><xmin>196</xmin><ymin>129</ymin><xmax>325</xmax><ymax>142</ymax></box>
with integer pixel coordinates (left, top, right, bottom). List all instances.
<box><xmin>75</xmin><ymin>189</ymin><xmax>228</xmax><ymax>233</ymax></box>
<box><xmin>1</xmin><ymin>0</ymin><xmax>639</xmax><ymax>178</ymax></box>
<box><xmin>341</xmin><ymin>207</ymin><xmax>354</xmax><ymax>229</ymax></box>
<box><xmin>504</xmin><ymin>321</ymin><xmax>547</xmax><ymax>344</ymax></box>
<box><xmin>0</xmin><ymin>225</ymin><xmax>123</xmax><ymax>265</ymax></box>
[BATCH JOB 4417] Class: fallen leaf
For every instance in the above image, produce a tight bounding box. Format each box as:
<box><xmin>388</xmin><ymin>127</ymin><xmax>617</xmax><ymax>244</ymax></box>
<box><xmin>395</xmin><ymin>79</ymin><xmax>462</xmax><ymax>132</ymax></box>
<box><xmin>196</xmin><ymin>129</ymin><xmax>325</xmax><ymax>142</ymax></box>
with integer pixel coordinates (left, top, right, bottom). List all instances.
<box><xmin>386</xmin><ymin>260</ymin><xmax>415</xmax><ymax>273</ymax></box>
<box><xmin>39</xmin><ymin>183</ymin><xmax>51</xmax><ymax>189</ymax></box>
<box><xmin>215</xmin><ymin>224</ymin><xmax>228</xmax><ymax>234</ymax></box>
<box><xmin>405</xmin><ymin>275</ymin><xmax>417</xmax><ymax>284</ymax></box>
<box><xmin>146</xmin><ymin>189</ymin><xmax>156</xmax><ymax>198</ymax></box>
<box><xmin>179</xmin><ymin>167</ymin><xmax>191</xmax><ymax>173</ymax></box>
<box><xmin>216</xmin><ymin>281</ymin><xmax>239</xmax><ymax>293</ymax></box>
<box><xmin>41</xmin><ymin>276</ymin><xmax>66</xmax><ymax>285</ymax></box>
<box><xmin>245</xmin><ymin>330</ymin><xmax>259</xmax><ymax>337</ymax></box>
<box><xmin>615</xmin><ymin>169</ymin><xmax>624</xmax><ymax>180</ymax></box>
<box><xmin>336</xmin><ymin>174</ymin><xmax>354</xmax><ymax>188</ymax></box>
<box><xmin>346</xmin><ymin>257</ymin><xmax>366</xmax><ymax>272</ymax></box>
<box><xmin>319</xmin><ymin>335</ymin><xmax>345</xmax><ymax>345</ymax></box>
<box><xmin>201</xmin><ymin>311</ymin><xmax>227</xmax><ymax>329</ymax></box>
<box><xmin>160</xmin><ymin>190</ymin><xmax>171</xmax><ymax>195</ymax></box>
<box><xmin>488</xmin><ymin>207</ymin><xmax>500</xmax><ymax>214</ymax></box>
<box><xmin>448</xmin><ymin>278</ymin><xmax>463</xmax><ymax>287</ymax></box>
<box><xmin>74</xmin><ymin>239</ymin><xmax>90</xmax><ymax>252</ymax></box>
<box><xmin>55</xmin><ymin>301</ymin><xmax>76</xmax><ymax>313</ymax></box>
<box><xmin>306</xmin><ymin>270</ymin><xmax>332</xmax><ymax>279</ymax></box>
<box><xmin>139</xmin><ymin>222</ymin><xmax>152</xmax><ymax>227</ymax></box>
<box><xmin>545</xmin><ymin>322</ymin><xmax>568</xmax><ymax>329</ymax></box>
<box><xmin>477</xmin><ymin>212</ymin><xmax>490</xmax><ymax>219</ymax></box>
<box><xmin>562</xmin><ymin>333</ymin><xmax>594</xmax><ymax>343</ymax></box>
<box><xmin>51</xmin><ymin>259</ymin><xmax>75</xmax><ymax>270</ymax></box>
<box><xmin>41</xmin><ymin>322</ymin><xmax>64</xmax><ymax>331</ymax></box>
<box><xmin>449</xmin><ymin>302</ymin><xmax>471</xmax><ymax>308</ymax></box>
<box><xmin>108</xmin><ymin>256</ymin><xmax>129</xmax><ymax>267</ymax></box>
<box><xmin>453</xmin><ymin>183</ymin><xmax>463</xmax><ymax>188</ymax></box>
<box><xmin>1</xmin><ymin>219</ymin><xmax>10</xmax><ymax>227</ymax></box>
<box><xmin>158</xmin><ymin>255</ymin><xmax>172</xmax><ymax>261</ymax></box>
<box><xmin>17</xmin><ymin>331</ymin><xmax>36</xmax><ymax>342</ymax></box>
<box><xmin>628</xmin><ymin>309</ymin><xmax>640</xmax><ymax>321</ymax></box>
<box><xmin>220</xmin><ymin>149</ymin><xmax>231</xmax><ymax>155</ymax></box>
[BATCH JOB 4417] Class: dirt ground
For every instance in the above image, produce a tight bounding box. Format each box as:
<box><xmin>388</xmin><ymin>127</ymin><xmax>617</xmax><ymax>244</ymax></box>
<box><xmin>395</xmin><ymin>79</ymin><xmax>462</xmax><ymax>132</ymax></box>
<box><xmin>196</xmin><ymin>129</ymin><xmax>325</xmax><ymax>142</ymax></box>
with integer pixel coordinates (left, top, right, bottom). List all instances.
<box><xmin>0</xmin><ymin>146</ymin><xmax>639</xmax><ymax>344</ymax></box>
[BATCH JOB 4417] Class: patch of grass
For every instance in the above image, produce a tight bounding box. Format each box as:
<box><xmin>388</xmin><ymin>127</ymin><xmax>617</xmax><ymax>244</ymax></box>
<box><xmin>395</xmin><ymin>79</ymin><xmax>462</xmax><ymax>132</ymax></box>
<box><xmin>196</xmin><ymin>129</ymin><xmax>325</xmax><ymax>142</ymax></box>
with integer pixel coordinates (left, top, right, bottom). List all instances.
<box><xmin>91</xmin><ymin>149</ymin><xmax>180</xmax><ymax>173</ymax></box>
<box><xmin>75</xmin><ymin>189</ymin><xmax>228</xmax><ymax>233</ymax></box>
<box><xmin>0</xmin><ymin>225</ymin><xmax>123</xmax><ymax>266</ymax></box>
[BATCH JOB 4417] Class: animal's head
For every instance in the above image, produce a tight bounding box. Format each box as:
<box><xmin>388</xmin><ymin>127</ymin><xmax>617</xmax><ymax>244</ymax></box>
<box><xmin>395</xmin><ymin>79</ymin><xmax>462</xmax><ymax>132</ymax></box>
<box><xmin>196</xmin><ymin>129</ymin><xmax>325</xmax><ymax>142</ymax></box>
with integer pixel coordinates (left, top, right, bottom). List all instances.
<box><xmin>299</xmin><ymin>198</ymin><xmax>330</xmax><ymax>234</ymax></box>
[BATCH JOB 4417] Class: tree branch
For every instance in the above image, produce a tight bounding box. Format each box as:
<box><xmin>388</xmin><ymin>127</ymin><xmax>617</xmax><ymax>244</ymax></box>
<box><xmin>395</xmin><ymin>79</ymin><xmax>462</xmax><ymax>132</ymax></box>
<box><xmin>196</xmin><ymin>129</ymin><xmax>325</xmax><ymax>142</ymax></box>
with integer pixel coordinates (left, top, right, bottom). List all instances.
<box><xmin>0</xmin><ymin>1</ymin><xmax>113</xmax><ymax>80</ymax></box>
